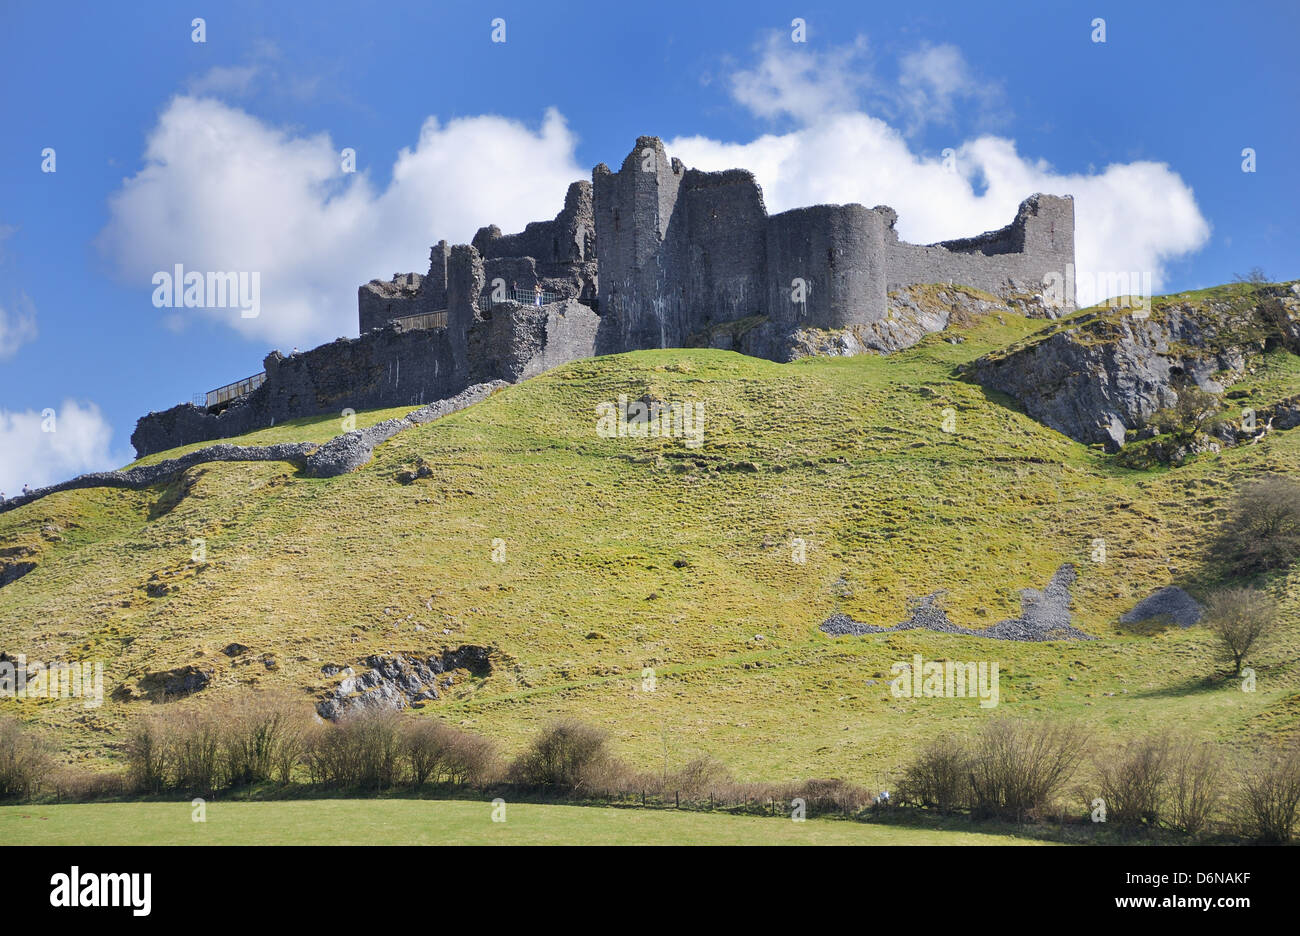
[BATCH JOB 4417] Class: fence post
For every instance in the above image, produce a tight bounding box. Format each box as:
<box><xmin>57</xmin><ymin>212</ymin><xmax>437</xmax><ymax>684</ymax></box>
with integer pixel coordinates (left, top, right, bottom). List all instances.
<box><xmin>675</xmin><ymin>790</ymin><xmax>679</xmax><ymax>809</ymax></box>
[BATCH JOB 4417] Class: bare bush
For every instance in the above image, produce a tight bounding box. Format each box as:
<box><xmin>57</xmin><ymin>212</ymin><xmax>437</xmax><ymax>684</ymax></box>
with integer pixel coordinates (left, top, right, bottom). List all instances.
<box><xmin>222</xmin><ymin>693</ymin><xmax>310</xmax><ymax>786</ymax></box>
<box><xmin>170</xmin><ymin>708</ymin><xmax>223</xmax><ymax>794</ymax></box>
<box><xmin>899</xmin><ymin>735</ymin><xmax>970</xmax><ymax>813</ymax></box>
<box><xmin>1214</xmin><ymin>476</ymin><xmax>1300</xmax><ymax>576</ymax></box>
<box><xmin>1167</xmin><ymin>739</ymin><xmax>1224</xmax><ymax>836</ymax></box>
<box><xmin>508</xmin><ymin>719</ymin><xmax>613</xmax><ymax>791</ymax></box>
<box><xmin>441</xmin><ymin>729</ymin><xmax>500</xmax><ymax>786</ymax></box>
<box><xmin>50</xmin><ymin>766</ymin><xmax>127</xmax><ymax>802</ymax></box>
<box><xmin>1095</xmin><ymin>735</ymin><xmax>1170</xmax><ymax>826</ymax></box>
<box><xmin>341</xmin><ymin>710</ymin><xmax>402</xmax><ymax>789</ymax></box>
<box><xmin>1235</xmin><ymin>744</ymin><xmax>1300</xmax><ymax>843</ymax></box>
<box><xmin>1203</xmin><ymin>587</ymin><xmax>1279</xmax><ymax>676</ymax></box>
<box><xmin>124</xmin><ymin>718</ymin><xmax>171</xmax><ymax>794</ymax></box>
<box><xmin>403</xmin><ymin>718</ymin><xmax>450</xmax><ymax>786</ymax></box>
<box><xmin>788</xmin><ymin>777</ymin><xmax>875</xmax><ymax>817</ymax></box>
<box><xmin>0</xmin><ymin>716</ymin><xmax>52</xmax><ymax>800</ymax></box>
<box><xmin>968</xmin><ymin>719</ymin><xmax>1090</xmax><ymax>821</ymax></box>
<box><xmin>401</xmin><ymin>718</ymin><xmax>498</xmax><ymax>786</ymax></box>
<box><xmin>667</xmin><ymin>756</ymin><xmax>733</xmax><ymax>799</ymax></box>
<box><xmin>303</xmin><ymin>722</ymin><xmax>345</xmax><ymax>786</ymax></box>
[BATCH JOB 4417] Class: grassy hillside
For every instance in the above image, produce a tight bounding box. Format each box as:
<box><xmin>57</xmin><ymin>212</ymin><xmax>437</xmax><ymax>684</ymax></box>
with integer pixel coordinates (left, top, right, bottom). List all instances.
<box><xmin>2</xmin><ymin>294</ymin><xmax>1298</xmax><ymax>789</ymax></box>
<box><xmin>0</xmin><ymin>800</ymin><xmax>1047</xmax><ymax>846</ymax></box>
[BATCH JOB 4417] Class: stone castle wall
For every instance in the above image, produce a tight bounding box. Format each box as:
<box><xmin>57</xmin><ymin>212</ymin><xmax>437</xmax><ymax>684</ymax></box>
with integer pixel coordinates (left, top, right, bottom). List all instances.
<box><xmin>134</xmin><ymin>135</ymin><xmax>1075</xmax><ymax>457</ymax></box>
<box><xmin>882</xmin><ymin>195</ymin><xmax>1076</xmax><ymax>300</ymax></box>
<box><xmin>591</xmin><ymin>137</ymin><xmax>1074</xmax><ymax>350</ymax></box>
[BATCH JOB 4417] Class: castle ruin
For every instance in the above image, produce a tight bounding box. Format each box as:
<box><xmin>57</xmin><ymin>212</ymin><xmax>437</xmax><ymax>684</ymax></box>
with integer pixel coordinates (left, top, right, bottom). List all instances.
<box><xmin>131</xmin><ymin>135</ymin><xmax>1075</xmax><ymax>457</ymax></box>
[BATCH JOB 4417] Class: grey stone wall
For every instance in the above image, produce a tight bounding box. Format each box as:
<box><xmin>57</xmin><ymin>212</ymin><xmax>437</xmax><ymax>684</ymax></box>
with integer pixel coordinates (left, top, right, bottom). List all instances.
<box><xmin>132</xmin><ymin>325</ymin><xmax>468</xmax><ymax>456</ymax></box>
<box><xmin>469</xmin><ymin>299</ymin><xmax>599</xmax><ymax>383</ymax></box>
<box><xmin>883</xmin><ymin>195</ymin><xmax>1075</xmax><ymax>311</ymax></box>
<box><xmin>592</xmin><ymin>137</ymin><xmax>1072</xmax><ymax>350</ymax></box>
<box><xmin>358</xmin><ymin>240</ymin><xmax>452</xmax><ymax>333</ymax></box>
<box><xmin>765</xmin><ymin>204</ymin><xmax>888</xmax><ymax>330</ymax></box>
<box><xmin>133</xmin><ymin>289</ymin><xmax>593</xmax><ymax>458</ymax></box>
<box><xmin>676</xmin><ymin>168</ymin><xmax>769</xmax><ymax>333</ymax></box>
<box><xmin>593</xmin><ymin>137</ymin><xmax>688</xmax><ymax>352</ymax></box>
<box><xmin>471</xmin><ymin>180</ymin><xmax>597</xmax><ymax>307</ymax></box>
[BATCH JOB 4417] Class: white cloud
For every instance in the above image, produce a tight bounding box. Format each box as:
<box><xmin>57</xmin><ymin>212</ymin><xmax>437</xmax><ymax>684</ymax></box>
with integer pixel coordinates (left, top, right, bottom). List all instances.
<box><xmin>0</xmin><ymin>400</ymin><xmax>125</xmax><ymax>495</ymax></box>
<box><xmin>99</xmin><ymin>38</ymin><xmax>1209</xmax><ymax>350</ymax></box>
<box><xmin>672</xmin><ymin>41</ymin><xmax>1210</xmax><ymax>305</ymax></box>
<box><xmin>98</xmin><ymin>98</ymin><xmax>585</xmax><ymax>346</ymax></box>
<box><xmin>184</xmin><ymin>42</ymin><xmax>321</xmax><ymax>101</ymax></box>
<box><xmin>730</xmin><ymin>34</ymin><xmax>872</xmax><ymax>123</ymax></box>
<box><xmin>896</xmin><ymin>42</ymin><xmax>1003</xmax><ymax>134</ymax></box>
<box><xmin>187</xmin><ymin>64</ymin><xmax>262</xmax><ymax>97</ymax></box>
<box><xmin>0</xmin><ymin>293</ymin><xmax>38</xmax><ymax>359</ymax></box>
<box><xmin>730</xmin><ymin>34</ymin><xmax>1003</xmax><ymax>136</ymax></box>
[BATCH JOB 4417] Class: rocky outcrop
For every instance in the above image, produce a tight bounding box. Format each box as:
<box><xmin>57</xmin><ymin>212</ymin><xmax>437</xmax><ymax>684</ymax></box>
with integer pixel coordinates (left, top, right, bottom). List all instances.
<box><xmin>316</xmin><ymin>646</ymin><xmax>493</xmax><ymax>720</ymax></box>
<box><xmin>139</xmin><ymin>664</ymin><xmax>213</xmax><ymax>699</ymax></box>
<box><xmin>0</xmin><ymin>561</ymin><xmax>36</xmax><ymax>587</ymax></box>
<box><xmin>965</xmin><ymin>285</ymin><xmax>1300</xmax><ymax>450</ymax></box>
<box><xmin>822</xmin><ymin>564</ymin><xmax>1094</xmax><ymax>641</ymax></box>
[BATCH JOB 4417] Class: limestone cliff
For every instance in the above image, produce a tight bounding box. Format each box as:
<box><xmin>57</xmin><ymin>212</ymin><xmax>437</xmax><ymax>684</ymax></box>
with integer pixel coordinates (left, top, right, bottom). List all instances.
<box><xmin>965</xmin><ymin>283</ymin><xmax>1300</xmax><ymax>450</ymax></box>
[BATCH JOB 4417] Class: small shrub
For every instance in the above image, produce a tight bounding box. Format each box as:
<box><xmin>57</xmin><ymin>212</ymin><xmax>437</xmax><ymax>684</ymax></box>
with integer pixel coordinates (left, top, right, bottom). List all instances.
<box><xmin>1235</xmin><ymin>744</ymin><xmax>1300</xmax><ymax>843</ymax></box>
<box><xmin>0</xmin><ymin>716</ymin><xmax>52</xmax><ymax>801</ymax></box>
<box><xmin>968</xmin><ymin>719</ymin><xmax>1089</xmax><ymax>821</ymax></box>
<box><xmin>1167</xmin><ymin>739</ymin><xmax>1223</xmax><ymax>836</ymax></box>
<box><xmin>1147</xmin><ymin>385</ymin><xmax>1223</xmax><ymax>440</ymax></box>
<box><xmin>50</xmin><ymin>767</ymin><xmax>127</xmax><ymax>802</ymax></box>
<box><xmin>509</xmin><ymin>719</ymin><xmax>612</xmax><ymax>791</ymax></box>
<box><xmin>788</xmin><ymin>777</ymin><xmax>875</xmax><ymax>817</ymax></box>
<box><xmin>1214</xmin><ymin>476</ymin><xmax>1300</xmax><ymax>576</ymax></box>
<box><xmin>1095</xmin><ymin>735</ymin><xmax>1170</xmax><ymax>826</ymax></box>
<box><xmin>1203</xmin><ymin>587</ymin><xmax>1279</xmax><ymax>676</ymax></box>
<box><xmin>899</xmin><ymin>735</ymin><xmax>970</xmax><ymax>814</ymax></box>
<box><xmin>125</xmin><ymin>718</ymin><xmax>171</xmax><ymax>795</ymax></box>
<box><xmin>667</xmin><ymin>755</ymin><xmax>733</xmax><ymax>799</ymax></box>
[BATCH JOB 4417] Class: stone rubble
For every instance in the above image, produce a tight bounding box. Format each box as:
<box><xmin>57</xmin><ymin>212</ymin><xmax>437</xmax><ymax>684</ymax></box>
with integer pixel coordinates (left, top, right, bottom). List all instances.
<box><xmin>822</xmin><ymin>564</ymin><xmax>1095</xmax><ymax>642</ymax></box>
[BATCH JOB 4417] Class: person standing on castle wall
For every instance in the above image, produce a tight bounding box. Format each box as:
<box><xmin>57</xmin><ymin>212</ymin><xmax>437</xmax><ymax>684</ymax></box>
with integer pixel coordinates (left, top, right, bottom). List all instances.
<box><xmin>534</xmin><ymin>283</ymin><xmax>543</xmax><ymax>307</ymax></box>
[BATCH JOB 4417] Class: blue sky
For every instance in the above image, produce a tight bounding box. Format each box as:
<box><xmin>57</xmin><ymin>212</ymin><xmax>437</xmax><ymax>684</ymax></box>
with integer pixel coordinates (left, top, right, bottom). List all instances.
<box><xmin>0</xmin><ymin>0</ymin><xmax>1297</xmax><ymax>491</ymax></box>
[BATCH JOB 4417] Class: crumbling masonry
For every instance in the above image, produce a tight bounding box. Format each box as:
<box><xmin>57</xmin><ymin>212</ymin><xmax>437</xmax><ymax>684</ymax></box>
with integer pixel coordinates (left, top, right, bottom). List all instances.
<box><xmin>132</xmin><ymin>135</ymin><xmax>1075</xmax><ymax>457</ymax></box>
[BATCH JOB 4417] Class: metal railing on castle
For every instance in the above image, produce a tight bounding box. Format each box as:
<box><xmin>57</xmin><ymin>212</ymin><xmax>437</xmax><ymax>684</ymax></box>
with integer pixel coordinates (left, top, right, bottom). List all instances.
<box><xmin>481</xmin><ymin>287</ymin><xmax>564</xmax><ymax>307</ymax></box>
<box><xmin>205</xmin><ymin>371</ymin><xmax>266</xmax><ymax>408</ymax></box>
<box><xmin>391</xmin><ymin>309</ymin><xmax>448</xmax><ymax>332</ymax></box>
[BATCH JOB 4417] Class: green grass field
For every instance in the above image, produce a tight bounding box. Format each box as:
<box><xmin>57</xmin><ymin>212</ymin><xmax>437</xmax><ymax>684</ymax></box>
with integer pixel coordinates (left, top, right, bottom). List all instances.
<box><xmin>2</xmin><ymin>284</ymin><xmax>1298</xmax><ymax>795</ymax></box>
<box><xmin>0</xmin><ymin>800</ymin><xmax>1047</xmax><ymax>846</ymax></box>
